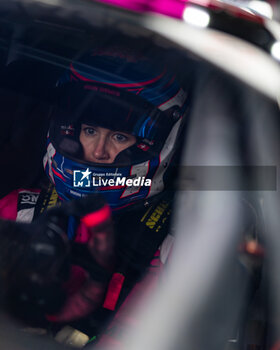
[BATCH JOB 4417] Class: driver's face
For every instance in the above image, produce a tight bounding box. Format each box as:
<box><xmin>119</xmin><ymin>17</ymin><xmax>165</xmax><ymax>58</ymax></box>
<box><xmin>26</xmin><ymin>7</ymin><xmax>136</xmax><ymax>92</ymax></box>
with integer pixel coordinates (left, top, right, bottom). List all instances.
<box><xmin>80</xmin><ymin>124</ymin><xmax>136</xmax><ymax>163</ymax></box>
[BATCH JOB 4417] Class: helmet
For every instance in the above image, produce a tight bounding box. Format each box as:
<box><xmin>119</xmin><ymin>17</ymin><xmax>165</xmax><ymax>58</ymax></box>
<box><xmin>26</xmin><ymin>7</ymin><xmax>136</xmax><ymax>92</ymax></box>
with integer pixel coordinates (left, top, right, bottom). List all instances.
<box><xmin>43</xmin><ymin>46</ymin><xmax>190</xmax><ymax>211</ymax></box>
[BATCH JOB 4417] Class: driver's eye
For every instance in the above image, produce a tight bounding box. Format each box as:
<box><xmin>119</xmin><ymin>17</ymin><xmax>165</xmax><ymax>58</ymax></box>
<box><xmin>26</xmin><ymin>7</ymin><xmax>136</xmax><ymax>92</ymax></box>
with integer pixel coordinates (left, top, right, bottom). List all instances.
<box><xmin>113</xmin><ymin>133</ymin><xmax>128</xmax><ymax>143</ymax></box>
<box><xmin>83</xmin><ymin>127</ymin><xmax>96</xmax><ymax>136</ymax></box>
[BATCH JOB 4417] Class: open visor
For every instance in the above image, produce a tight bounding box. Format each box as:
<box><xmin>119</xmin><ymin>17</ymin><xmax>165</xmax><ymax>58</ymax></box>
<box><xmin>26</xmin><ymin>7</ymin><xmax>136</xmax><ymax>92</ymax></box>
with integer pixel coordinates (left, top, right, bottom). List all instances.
<box><xmin>49</xmin><ymin>83</ymin><xmax>181</xmax><ymax>166</ymax></box>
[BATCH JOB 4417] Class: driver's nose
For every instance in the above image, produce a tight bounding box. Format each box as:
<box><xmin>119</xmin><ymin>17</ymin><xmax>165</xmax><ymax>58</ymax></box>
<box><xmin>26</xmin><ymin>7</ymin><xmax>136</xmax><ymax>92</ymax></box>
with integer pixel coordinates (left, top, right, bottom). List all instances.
<box><xmin>92</xmin><ymin>134</ymin><xmax>110</xmax><ymax>162</ymax></box>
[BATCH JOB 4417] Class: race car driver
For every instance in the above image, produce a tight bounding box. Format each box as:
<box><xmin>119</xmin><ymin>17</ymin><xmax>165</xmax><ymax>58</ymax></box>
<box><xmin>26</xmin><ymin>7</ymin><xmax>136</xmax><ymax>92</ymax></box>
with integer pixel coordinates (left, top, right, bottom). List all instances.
<box><xmin>0</xmin><ymin>44</ymin><xmax>191</xmax><ymax>339</ymax></box>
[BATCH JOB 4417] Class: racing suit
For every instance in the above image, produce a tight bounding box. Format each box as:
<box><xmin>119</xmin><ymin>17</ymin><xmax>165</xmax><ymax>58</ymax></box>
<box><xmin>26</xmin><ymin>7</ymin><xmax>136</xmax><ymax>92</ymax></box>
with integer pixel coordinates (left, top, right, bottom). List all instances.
<box><xmin>0</xmin><ymin>180</ymin><xmax>174</xmax><ymax>340</ymax></box>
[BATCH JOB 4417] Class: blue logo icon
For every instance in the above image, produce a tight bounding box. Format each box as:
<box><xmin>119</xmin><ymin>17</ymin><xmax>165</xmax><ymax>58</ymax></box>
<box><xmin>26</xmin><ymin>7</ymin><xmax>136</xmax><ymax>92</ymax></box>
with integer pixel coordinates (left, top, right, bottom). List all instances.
<box><xmin>73</xmin><ymin>168</ymin><xmax>92</xmax><ymax>187</ymax></box>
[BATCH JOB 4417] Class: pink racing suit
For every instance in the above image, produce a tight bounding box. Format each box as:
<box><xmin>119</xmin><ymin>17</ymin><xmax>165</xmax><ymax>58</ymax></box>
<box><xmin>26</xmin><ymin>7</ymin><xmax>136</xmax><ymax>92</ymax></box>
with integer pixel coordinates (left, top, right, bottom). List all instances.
<box><xmin>0</xmin><ymin>188</ymin><xmax>174</xmax><ymax>330</ymax></box>
<box><xmin>0</xmin><ymin>188</ymin><xmax>102</xmax><ymax>321</ymax></box>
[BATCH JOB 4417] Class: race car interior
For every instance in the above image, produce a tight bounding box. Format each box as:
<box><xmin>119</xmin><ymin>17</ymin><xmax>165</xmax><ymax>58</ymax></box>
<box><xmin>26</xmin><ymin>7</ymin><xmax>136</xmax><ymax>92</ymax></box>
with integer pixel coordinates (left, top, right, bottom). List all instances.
<box><xmin>0</xmin><ymin>1</ymin><xmax>279</xmax><ymax>349</ymax></box>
